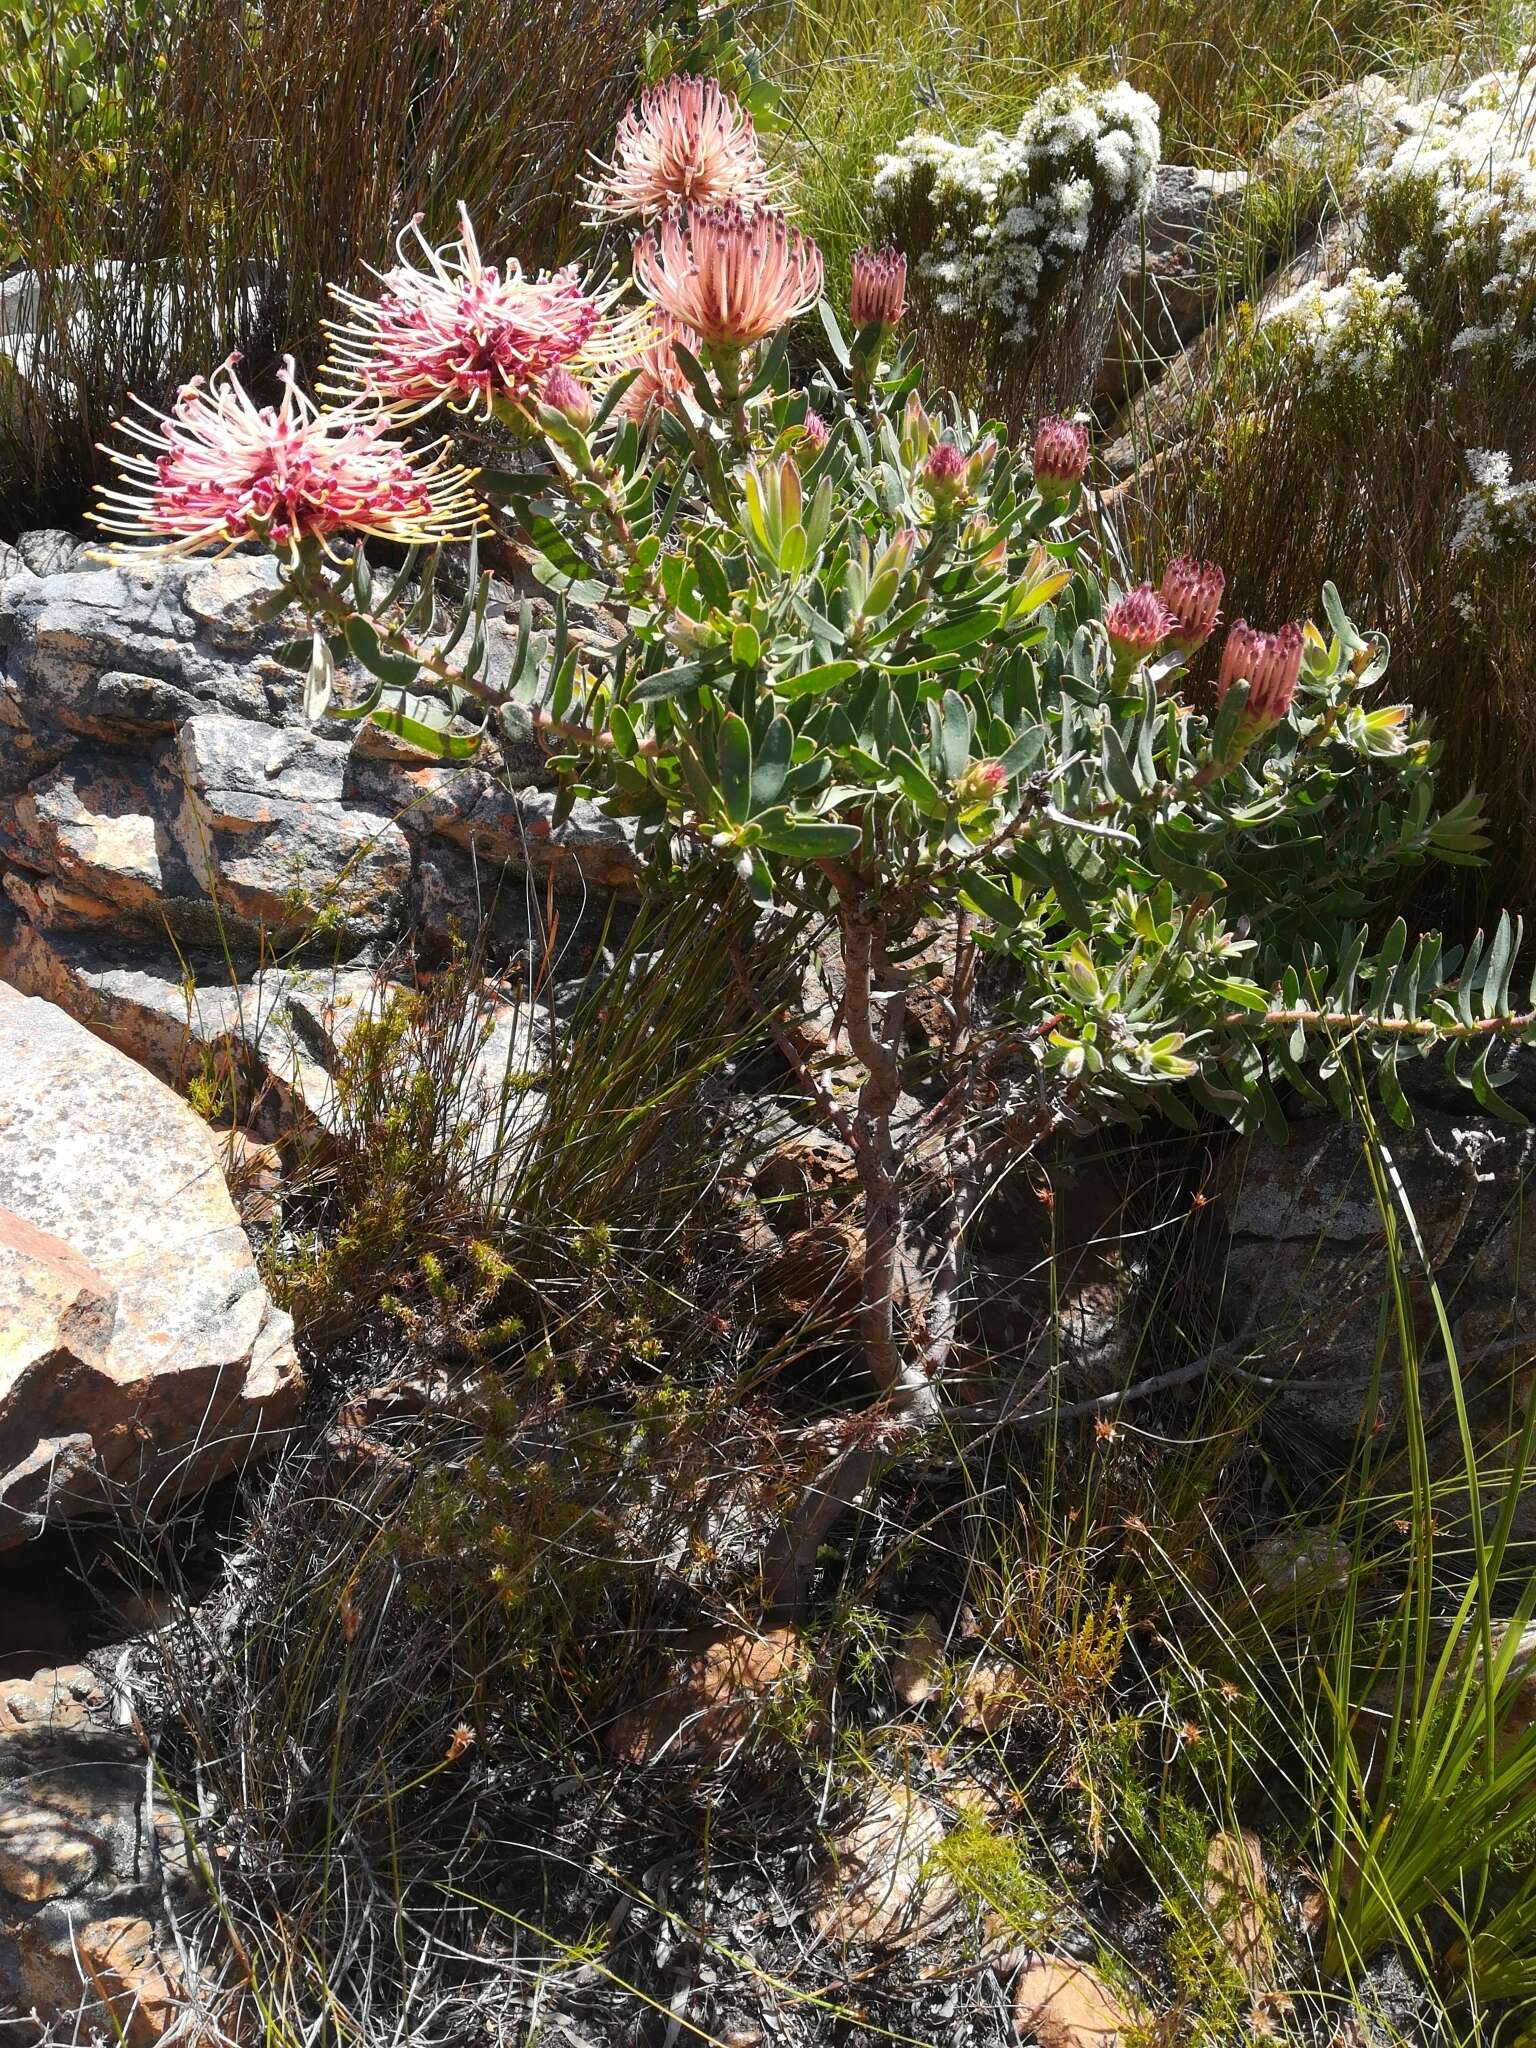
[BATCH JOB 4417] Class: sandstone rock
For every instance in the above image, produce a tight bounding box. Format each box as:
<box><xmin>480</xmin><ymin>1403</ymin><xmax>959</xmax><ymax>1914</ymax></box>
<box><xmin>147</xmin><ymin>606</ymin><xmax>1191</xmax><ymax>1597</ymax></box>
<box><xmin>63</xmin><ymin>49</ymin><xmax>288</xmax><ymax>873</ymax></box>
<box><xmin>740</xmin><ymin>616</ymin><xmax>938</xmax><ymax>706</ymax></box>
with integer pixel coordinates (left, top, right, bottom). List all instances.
<box><xmin>1219</xmin><ymin>1102</ymin><xmax>1536</xmax><ymax>1443</ymax></box>
<box><xmin>608</xmin><ymin>1626</ymin><xmax>814</xmax><ymax>1766</ymax></box>
<box><xmin>814</xmin><ymin>1785</ymin><xmax>960</xmax><ymax>1948</ymax></box>
<box><xmin>220</xmin><ymin>1129</ymin><xmax>284</xmax><ymax>1229</ymax></box>
<box><xmin>1263</xmin><ymin>76</ymin><xmax>1406</xmax><ymax>179</ymax></box>
<box><xmin>1106</xmin><ymin>165</ymin><xmax>1252</xmax><ymax>401</ymax></box>
<box><xmin>0</xmin><ymin>1696</ymin><xmax>210</xmax><ymax>2041</ymax></box>
<box><xmin>1204</xmin><ymin>1829</ymin><xmax>1271</xmax><ymax>1989</ymax></box>
<box><xmin>892</xmin><ymin>1610</ymin><xmax>945</xmax><ymax>1708</ymax></box>
<box><xmin>1013</xmin><ymin>1957</ymin><xmax>1138</xmax><ymax>2046</ymax></box>
<box><xmin>0</xmin><ymin>991</ymin><xmax>300</xmax><ymax>1545</ymax></box>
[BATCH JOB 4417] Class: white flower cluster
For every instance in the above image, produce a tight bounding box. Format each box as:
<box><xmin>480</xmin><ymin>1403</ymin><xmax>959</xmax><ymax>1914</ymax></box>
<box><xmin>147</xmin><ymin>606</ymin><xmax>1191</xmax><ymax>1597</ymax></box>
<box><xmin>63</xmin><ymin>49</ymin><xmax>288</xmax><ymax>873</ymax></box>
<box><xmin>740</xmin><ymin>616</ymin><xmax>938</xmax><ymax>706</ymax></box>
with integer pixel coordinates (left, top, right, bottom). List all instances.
<box><xmin>1451</xmin><ymin>446</ymin><xmax>1536</xmax><ymax>557</ymax></box>
<box><xmin>872</xmin><ymin>78</ymin><xmax>1160</xmax><ymax>343</ymax></box>
<box><xmin>1361</xmin><ymin>54</ymin><xmax>1536</xmax><ymax>363</ymax></box>
<box><xmin>1260</xmin><ymin>266</ymin><xmax>1422</xmax><ymax>395</ymax></box>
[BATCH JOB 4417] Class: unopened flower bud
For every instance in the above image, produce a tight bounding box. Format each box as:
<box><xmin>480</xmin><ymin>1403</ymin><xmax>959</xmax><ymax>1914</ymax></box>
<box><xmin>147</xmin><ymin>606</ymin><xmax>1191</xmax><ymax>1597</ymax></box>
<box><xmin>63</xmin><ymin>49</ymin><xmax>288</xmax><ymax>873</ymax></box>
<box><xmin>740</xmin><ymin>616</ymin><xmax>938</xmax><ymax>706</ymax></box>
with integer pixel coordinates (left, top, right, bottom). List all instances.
<box><xmin>1105</xmin><ymin>585</ymin><xmax>1175</xmax><ymax>679</ymax></box>
<box><xmin>1216</xmin><ymin>620</ymin><xmax>1304</xmax><ymax>729</ymax></box>
<box><xmin>795</xmin><ymin>410</ymin><xmax>830</xmax><ymax>467</ymax></box>
<box><xmin>923</xmin><ymin>440</ymin><xmax>969</xmax><ymax>515</ymax></box>
<box><xmin>1159</xmin><ymin>555</ymin><xmax>1225</xmax><ymax>653</ymax></box>
<box><xmin>1033</xmin><ymin>415</ymin><xmax>1090</xmax><ymax>501</ymax></box>
<box><xmin>955</xmin><ymin>757</ymin><xmax>1008</xmax><ymax>805</ymax></box>
<box><xmin>849</xmin><ymin>246</ymin><xmax>907</xmax><ymax>331</ymax></box>
<box><xmin>966</xmin><ymin>435</ymin><xmax>999</xmax><ymax>488</ymax></box>
<box><xmin>901</xmin><ymin>391</ymin><xmax>934</xmax><ymax>464</ymax></box>
<box><xmin>541</xmin><ymin>367</ymin><xmax>593</xmax><ymax>428</ymax></box>
<box><xmin>963</xmin><ymin>515</ymin><xmax>1007</xmax><ymax>574</ymax></box>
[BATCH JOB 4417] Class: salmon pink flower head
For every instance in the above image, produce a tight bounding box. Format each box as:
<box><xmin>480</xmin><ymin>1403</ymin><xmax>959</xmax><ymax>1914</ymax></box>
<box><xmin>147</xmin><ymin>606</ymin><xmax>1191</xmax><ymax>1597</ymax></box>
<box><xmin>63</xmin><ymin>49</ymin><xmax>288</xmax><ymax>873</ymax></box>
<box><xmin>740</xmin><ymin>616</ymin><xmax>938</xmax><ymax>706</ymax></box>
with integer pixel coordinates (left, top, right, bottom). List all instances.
<box><xmin>589</xmin><ymin>75</ymin><xmax>772</xmax><ymax>224</ymax></box>
<box><xmin>1105</xmin><ymin>585</ymin><xmax>1175</xmax><ymax>678</ymax></box>
<box><xmin>849</xmin><ymin>246</ymin><xmax>907</xmax><ymax>331</ymax></box>
<box><xmin>1159</xmin><ymin>555</ymin><xmax>1225</xmax><ymax>653</ymax></box>
<box><xmin>618</xmin><ymin>313</ymin><xmax>703</xmax><ymax>423</ymax></box>
<box><xmin>92</xmin><ymin>354</ymin><xmax>482</xmax><ymax>558</ymax></box>
<box><xmin>1033</xmin><ymin>415</ymin><xmax>1090</xmax><ymax>501</ymax></box>
<box><xmin>1216</xmin><ymin>619</ymin><xmax>1305</xmax><ymax>726</ymax></box>
<box><xmin>327</xmin><ymin>206</ymin><xmax>639</xmax><ymax>422</ymax></box>
<box><xmin>633</xmin><ymin>201</ymin><xmax>823</xmax><ymax>351</ymax></box>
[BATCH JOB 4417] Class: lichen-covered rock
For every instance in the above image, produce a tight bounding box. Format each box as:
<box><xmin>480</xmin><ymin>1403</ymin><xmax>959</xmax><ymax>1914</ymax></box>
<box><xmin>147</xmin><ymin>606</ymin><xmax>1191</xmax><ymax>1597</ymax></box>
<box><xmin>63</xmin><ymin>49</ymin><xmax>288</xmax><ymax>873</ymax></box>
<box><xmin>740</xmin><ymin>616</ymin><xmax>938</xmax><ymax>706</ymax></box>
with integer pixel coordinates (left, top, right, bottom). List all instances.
<box><xmin>0</xmin><ymin>988</ymin><xmax>301</xmax><ymax>1546</ymax></box>
<box><xmin>1013</xmin><ymin>1957</ymin><xmax>1138</xmax><ymax>2046</ymax></box>
<box><xmin>0</xmin><ymin>547</ymin><xmax>640</xmax><ymax>1063</ymax></box>
<box><xmin>1218</xmin><ymin>1093</ymin><xmax>1536</xmax><ymax>1442</ymax></box>
<box><xmin>0</xmin><ymin>1666</ymin><xmax>219</xmax><ymax>2043</ymax></box>
<box><xmin>815</xmin><ymin>1785</ymin><xmax>961</xmax><ymax>1949</ymax></box>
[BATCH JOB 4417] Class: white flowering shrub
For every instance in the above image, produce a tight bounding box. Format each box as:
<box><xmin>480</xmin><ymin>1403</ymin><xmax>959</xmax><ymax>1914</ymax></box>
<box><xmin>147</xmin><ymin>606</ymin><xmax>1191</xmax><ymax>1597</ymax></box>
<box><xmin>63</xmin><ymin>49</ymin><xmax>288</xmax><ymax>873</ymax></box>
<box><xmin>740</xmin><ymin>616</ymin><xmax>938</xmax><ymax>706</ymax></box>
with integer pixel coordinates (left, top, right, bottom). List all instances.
<box><xmin>871</xmin><ymin>77</ymin><xmax>1160</xmax><ymax>355</ymax></box>
<box><xmin>1451</xmin><ymin>447</ymin><xmax>1536</xmax><ymax>560</ymax></box>
<box><xmin>1361</xmin><ymin>55</ymin><xmax>1536</xmax><ymax>367</ymax></box>
<box><xmin>1258</xmin><ymin>267</ymin><xmax>1422</xmax><ymax>400</ymax></box>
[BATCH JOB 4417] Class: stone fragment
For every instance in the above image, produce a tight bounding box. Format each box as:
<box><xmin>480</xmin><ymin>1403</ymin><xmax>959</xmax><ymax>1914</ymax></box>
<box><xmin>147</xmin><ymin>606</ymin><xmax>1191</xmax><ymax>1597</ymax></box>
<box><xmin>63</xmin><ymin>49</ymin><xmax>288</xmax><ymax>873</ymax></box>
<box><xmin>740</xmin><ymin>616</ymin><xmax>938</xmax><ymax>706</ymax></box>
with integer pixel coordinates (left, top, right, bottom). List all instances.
<box><xmin>814</xmin><ymin>1785</ymin><xmax>960</xmax><ymax>1948</ymax></box>
<box><xmin>892</xmin><ymin>1610</ymin><xmax>945</xmax><ymax>1707</ymax></box>
<box><xmin>608</xmin><ymin>1626</ymin><xmax>813</xmax><ymax>1766</ymax></box>
<box><xmin>1203</xmin><ymin>1829</ymin><xmax>1272</xmax><ymax>1989</ymax></box>
<box><xmin>0</xmin><ymin>991</ymin><xmax>300</xmax><ymax>1546</ymax></box>
<box><xmin>1013</xmin><ymin>1957</ymin><xmax>1138</xmax><ymax>2046</ymax></box>
<box><xmin>0</xmin><ymin>1712</ymin><xmax>207</xmax><ymax>2043</ymax></box>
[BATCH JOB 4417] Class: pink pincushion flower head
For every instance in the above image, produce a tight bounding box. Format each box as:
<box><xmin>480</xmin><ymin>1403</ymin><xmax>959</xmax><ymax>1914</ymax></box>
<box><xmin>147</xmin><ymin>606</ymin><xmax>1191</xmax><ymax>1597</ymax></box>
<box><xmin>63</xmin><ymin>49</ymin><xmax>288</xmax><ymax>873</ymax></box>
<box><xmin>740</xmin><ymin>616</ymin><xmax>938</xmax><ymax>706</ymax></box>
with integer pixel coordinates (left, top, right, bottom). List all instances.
<box><xmin>1033</xmin><ymin>415</ymin><xmax>1090</xmax><ymax>500</ymax></box>
<box><xmin>1105</xmin><ymin>585</ymin><xmax>1176</xmax><ymax>677</ymax></box>
<box><xmin>326</xmin><ymin>205</ymin><xmax>640</xmax><ymax>422</ymax></box>
<box><xmin>1217</xmin><ymin>620</ymin><xmax>1305</xmax><ymax>726</ymax></box>
<box><xmin>849</xmin><ymin>246</ymin><xmax>906</xmax><ymax>331</ymax></box>
<box><xmin>1159</xmin><ymin>555</ymin><xmax>1225</xmax><ymax>653</ymax></box>
<box><xmin>633</xmin><ymin>201</ymin><xmax>823</xmax><ymax>351</ymax></box>
<box><xmin>589</xmin><ymin>75</ymin><xmax>772</xmax><ymax>225</ymax></box>
<box><xmin>93</xmin><ymin>354</ymin><xmax>482</xmax><ymax>558</ymax></box>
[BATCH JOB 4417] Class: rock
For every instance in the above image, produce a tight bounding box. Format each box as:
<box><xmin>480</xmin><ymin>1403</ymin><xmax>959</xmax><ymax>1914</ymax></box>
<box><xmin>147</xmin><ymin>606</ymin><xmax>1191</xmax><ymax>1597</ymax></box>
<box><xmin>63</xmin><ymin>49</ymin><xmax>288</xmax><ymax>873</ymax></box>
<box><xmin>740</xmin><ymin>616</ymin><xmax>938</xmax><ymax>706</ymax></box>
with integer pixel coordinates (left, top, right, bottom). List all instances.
<box><xmin>1012</xmin><ymin>1957</ymin><xmax>1138</xmax><ymax>2046</ymax></box>
<box><xmin>1105</xmin><ymin>165</ymin><xmax>1252</xmax><ymax>401</ymax></box>
<box><xmin>1203</xmin><ymin>1829</ymin><xmax>1271</xmax><ymax>1989</ymax></box>
<box><xmin>0</xmin><ymin>1672</ymin><xmax>215</xmax><ymax>2042</ymax></box>
<box><xmin>14</xmin><ymin>532</ymin><xmax>87</xmax><ymax>579</ymax></box>
<box><xmin>1263</xmin><ymin>77</ymin><xmax>1406</xmax><ymax>179</ymax></box>
<box><xmin>814</xmin><ymin>1785</ymin><xmax>960</xmax><ymax>1948</ymax></box>
<box><xmin>1218</xmin><ymin>1102</ymin><xmax>1536</xmax><ymax>1445</ymax></box>
<box><xmin>957</xmin><ymin>1655</ymin><xmax>1030</xmax><ymax>1736</ymax></box>
<box><xmin>219</xmin><ymin>1128</ymin><xmax>284</xmax><ymax>1229</ymax></box>
<box><xmin>0</xmin><ymin>551</ymin><xmax>639</xmax><ymax>1013</ymax></box>
<box><xmin>1248</xmin><ymin>1528</ymin><xmax>1352</xmax><ymax>1605</ymax></box>
<box><xmin>892</xmin><ymin>1610</ymin><xmax>945</xmax><ymax>1707</ymax></box>
<box><xmin>0</xmin><ymin>990</ymin><xmax>301</xmax><ymax>1545</ymax></box>
<box><xmin>608</xmin><ymin>1626</ymin><xmax>814</xmax><ymax>1766</ymax></box>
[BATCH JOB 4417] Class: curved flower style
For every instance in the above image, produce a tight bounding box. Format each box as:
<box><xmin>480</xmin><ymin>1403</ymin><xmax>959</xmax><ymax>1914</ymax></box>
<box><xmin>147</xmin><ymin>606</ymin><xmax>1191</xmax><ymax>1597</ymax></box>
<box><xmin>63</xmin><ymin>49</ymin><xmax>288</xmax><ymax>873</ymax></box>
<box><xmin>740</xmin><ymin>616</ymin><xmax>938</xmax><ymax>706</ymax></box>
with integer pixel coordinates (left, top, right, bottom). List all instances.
<box><xmin>327</xmin><ymin>206</ymin><xmax>638</xmax><ymax>421</ymax></box>
<box><xmin>589</xmin><ymin>75</ymin><xmax>771</xmax><ymax>224</ymax></box>
<box><xmin>618</xmin><ymin>314</ymin><xmax>703</xmax><ymax>422</ymax></box>
<box><xmin>1105</xmin><ymin>585</ymin><xmax>1175</xmax><ymax>675</ymax></box>
<box><xmin>93</xmin><ymin>355</ymin><xmax>481</xmax><ymax>557</ymax></box>
<box><xmin>1217</xmin><ymin>620</ymin><xmax>1305</xmax><ymax>725</ymax></box>
<box><xmin>1032</xmin><ymin>415</ymin><xmax>1090</xmax><ymax>499</ymax></box>
<box><xmin>632</xmin><ymin>202</ymin><xmax>823</xmax><ymax>350</ymax></box>
<box><xmin>1159</xmin><ymin>555</ymin><xmax>1225</xmax><ymax>653</ymax></box>
<box><xmin>849</xmin><ymin>246</ymin><xmax>907</xmax><ymax>330</ymax></box>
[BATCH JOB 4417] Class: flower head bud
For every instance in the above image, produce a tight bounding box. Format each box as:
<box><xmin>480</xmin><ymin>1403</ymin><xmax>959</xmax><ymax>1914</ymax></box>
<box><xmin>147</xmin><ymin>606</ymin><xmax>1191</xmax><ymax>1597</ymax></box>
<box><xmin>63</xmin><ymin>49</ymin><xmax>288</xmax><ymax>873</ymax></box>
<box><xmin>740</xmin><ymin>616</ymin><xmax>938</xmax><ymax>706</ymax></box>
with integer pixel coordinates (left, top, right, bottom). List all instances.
<box><xmin>540</xmin><ymin>367</ymin><xmax>593</xmax><ymax>428</ymax></box>
<box><xmin>955</xmin><ymin>757</ymin><xmax>1008</xmax><ymax>805</ymax></box>
<box><xmin>900</xmin><ymin>390</ymin><xmax>935</xmax><ymax>465</ymax></box>
<box><xmin>962</xmin><ymin>515</ymin><xmax>1008</xmax><ymax>575</ymax></box>
<box><xmin>1032</xmin><ymin>415</ymin><xmax>1090</xmax><ymax>501</ymax></box>
<box><xmin>923</xmin><ymin>439</ymin><xmax>969</xmax><ymax>515</ymax></box>
<box><xmin>1159</xmin><ymin>555</ymin><xmax>1225</xmax><ymax>653</ymax></box>
<box><xmin>849</xmin><ymin>246</ymin><xmax>907</xmax><ymax>331</ymax></box>
<box><xmin>966</xmin><ymin>434</ymin><xmax>999</xmax><ymax>488</ymax></box>
<box><xmin>1216</xmin><ymin>620</ymin><xmax>1304</xmax><ymax>728</ymax></box>
<box><xmin>1105</xmin><ymin>585</ymin><xmax>1175</xmax><ymax>679</ymax></box>
<box><xmin>795</xmin><ymin>409</ymin><xmax>830</xmax><ymax>467</ymax></box>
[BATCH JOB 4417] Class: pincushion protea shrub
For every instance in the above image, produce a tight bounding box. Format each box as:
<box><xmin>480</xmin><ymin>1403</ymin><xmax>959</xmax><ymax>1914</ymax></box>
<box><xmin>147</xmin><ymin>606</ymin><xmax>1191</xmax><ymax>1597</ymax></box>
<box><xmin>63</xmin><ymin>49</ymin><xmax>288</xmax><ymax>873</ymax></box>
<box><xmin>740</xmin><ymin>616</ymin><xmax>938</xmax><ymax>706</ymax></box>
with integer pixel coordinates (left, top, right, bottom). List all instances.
<box><xmin>97</xmin><ymin>75</ymin><xmax>1536</xmax><ymax>1610</ymax></box>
